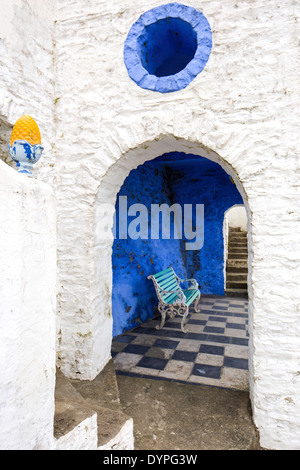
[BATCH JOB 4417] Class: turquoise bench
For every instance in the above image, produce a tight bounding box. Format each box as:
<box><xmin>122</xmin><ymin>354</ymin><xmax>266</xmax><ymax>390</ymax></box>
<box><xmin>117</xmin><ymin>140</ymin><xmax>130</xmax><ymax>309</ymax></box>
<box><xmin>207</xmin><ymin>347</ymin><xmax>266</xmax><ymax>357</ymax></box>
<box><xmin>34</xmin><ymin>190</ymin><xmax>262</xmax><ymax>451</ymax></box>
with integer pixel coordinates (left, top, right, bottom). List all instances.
<box><xmin>147</xmin><ymin>267</ymin><xmax>201</xmax><ymax>333</ymax></box>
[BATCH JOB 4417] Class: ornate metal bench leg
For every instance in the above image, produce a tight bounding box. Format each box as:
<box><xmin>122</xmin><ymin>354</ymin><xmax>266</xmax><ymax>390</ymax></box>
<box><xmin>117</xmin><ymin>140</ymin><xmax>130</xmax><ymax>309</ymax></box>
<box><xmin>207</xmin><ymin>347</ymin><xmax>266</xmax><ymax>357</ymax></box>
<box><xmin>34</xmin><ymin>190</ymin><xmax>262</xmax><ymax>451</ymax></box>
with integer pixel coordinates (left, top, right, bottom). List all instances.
<box><xmin>156</xmin><ymin>303</ymin><xmax>166</xmax><ymax>330</ymax></box>
<box><xmin>194</xmin><ymin>293</ymin><xmax>201</xmax><ymax>312</ymax></box>
<box><xmin>181</xmin><ymin>306</ymin><xmax>189</xmax><ymax>333</ymax></box>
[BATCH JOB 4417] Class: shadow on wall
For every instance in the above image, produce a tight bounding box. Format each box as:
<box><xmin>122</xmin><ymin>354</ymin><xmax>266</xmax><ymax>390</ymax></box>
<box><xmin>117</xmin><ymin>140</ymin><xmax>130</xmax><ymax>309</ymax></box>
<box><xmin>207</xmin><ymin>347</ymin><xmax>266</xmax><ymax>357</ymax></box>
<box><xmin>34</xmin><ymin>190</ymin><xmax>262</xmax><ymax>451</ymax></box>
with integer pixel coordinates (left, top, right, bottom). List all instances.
<box><xmin>112</xmin><ymin>152</ymin><xmax>243</xmax><ymax>337</ymax></box>
<box><xmin>0</xmin><ymin>115</ymin><xmax>13</xmax><ymax>166</ymax></box>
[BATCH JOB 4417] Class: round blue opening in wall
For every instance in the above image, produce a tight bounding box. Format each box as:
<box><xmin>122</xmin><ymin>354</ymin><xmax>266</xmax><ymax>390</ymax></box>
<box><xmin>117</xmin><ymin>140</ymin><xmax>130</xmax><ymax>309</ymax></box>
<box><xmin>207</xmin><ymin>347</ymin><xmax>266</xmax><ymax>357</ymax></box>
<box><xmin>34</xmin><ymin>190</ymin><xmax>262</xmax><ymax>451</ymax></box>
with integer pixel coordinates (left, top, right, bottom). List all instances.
<box><xmin>124</xmin><ymin>3</ymin><xmax>212</xmax><ymax>93</ymax></box>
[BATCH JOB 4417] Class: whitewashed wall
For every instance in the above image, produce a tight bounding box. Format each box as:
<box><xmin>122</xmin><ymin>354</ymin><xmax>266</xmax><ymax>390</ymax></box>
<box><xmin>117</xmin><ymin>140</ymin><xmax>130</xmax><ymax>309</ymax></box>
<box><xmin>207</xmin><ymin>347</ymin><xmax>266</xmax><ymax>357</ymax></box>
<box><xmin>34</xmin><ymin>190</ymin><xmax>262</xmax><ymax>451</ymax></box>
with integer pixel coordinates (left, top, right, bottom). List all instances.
<box><xmin>0</xmin><ymin>0</ymin><xmax>57</xmax><ymax>449</ymax></box>
<box><xmin>53</xmin><ymin>0</ymin><xmax>300</xmax><ymax>449</ymax></box>
<box><xmin>0</xmin><ymin>161</ymin><xmax>56</xmax><ymax>449</ymax></box>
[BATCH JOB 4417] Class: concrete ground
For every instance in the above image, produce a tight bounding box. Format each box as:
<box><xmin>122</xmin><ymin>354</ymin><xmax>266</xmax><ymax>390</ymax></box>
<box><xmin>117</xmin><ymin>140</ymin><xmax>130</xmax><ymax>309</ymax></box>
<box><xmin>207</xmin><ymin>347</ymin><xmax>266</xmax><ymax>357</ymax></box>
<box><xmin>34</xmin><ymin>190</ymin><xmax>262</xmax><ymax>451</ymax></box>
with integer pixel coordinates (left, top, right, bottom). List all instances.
<box><xmin>69</xmin><ymin>358</ymin><xmax>259</xmax><ymax>450</ymax></box>
<box><xmin>115</xmin><ymin>373</ymin><xmax>259</xmax><ymax>450</ymax></box>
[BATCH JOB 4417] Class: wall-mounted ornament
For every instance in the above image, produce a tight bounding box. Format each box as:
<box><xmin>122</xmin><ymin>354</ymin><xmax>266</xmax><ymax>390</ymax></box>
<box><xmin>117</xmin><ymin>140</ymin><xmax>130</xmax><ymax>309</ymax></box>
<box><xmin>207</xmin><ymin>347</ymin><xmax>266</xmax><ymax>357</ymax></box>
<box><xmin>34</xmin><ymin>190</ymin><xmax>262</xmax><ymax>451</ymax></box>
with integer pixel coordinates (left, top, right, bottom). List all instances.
<box><xmin>8</xmin><ymin>115</ymin><xmax>44</xmax><ymax>175</ymax></box>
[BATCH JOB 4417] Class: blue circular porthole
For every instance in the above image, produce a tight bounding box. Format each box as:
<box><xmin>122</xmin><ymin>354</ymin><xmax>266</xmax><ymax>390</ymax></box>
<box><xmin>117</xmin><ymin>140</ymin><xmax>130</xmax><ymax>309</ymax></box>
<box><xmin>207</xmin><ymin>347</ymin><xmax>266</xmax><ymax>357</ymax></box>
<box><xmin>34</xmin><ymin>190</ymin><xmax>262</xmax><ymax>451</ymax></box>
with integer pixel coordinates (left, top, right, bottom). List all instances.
<box><xmin>124</xmin><ymin>3</ymin><xmax>212</xmax><ymax>93</ymax></box>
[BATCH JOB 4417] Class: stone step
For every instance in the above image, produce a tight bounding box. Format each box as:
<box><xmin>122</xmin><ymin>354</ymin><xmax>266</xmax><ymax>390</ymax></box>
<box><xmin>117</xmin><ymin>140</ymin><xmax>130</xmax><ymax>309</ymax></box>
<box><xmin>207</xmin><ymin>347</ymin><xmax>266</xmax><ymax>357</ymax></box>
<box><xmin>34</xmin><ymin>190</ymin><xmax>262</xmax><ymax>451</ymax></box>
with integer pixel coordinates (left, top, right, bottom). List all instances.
<box><xmin>226</xmin><ymin>265</ymin><xmax>248</xmax><ymax>273</ymax></box>
<box><xmin>229</xmin><ymin>233</ymin><xmax>247</xmax><ymax>238</ymax></box>
<box><xmin>229</xmin><ymin>236</ymin><xmax>247</xmax><ymax>242</ymax></box>
<box><xmin>226</xmin><ymin>272</ymin><xmax>248</xmax><ymax>282</ymax></box>
<box><xmin>228</xmin><ymin>245</ymin><xmax>248</xmax><ymax>255</ymax></box>
<box><xmin>228</xmin><ymin>228</ymin><xmax>248</xmax><ymax>237</ymax></box>
<box><xmin>225</xmin><ymin>288</ymin><xmax>248</xmax><ymax>299</ymax></box>
<box><xmin>227</xmin><ymin>258</ymin><xmax>248</xmax><ymax>266</ymax></box>
<box><xmin>54</xmin><ymin>368</ymin><xmax>98</xmax><ymax>449</ymax></box>
<box><xmin>54</xmin><ymin>361</ymin><xmax>134</xmax><ymax>450</ymax></box>
<box><xmin>227</xmin><ymin>253</ymin><xmax>248</xmax><ymax>259</ymax></box>
<box><xmin>226</xmin><ymin>280</ymin><xmax>248</xmax><ymax>289</ymax></box>
<box><xmin>229</xmin><ymin>227</ymin><xmax>247</xmax><ymax>232</ymax></box>
<box><xmin>229</xmin><ymin>238</ymin><xmax>248</xmax><ymax>246</ymax></box>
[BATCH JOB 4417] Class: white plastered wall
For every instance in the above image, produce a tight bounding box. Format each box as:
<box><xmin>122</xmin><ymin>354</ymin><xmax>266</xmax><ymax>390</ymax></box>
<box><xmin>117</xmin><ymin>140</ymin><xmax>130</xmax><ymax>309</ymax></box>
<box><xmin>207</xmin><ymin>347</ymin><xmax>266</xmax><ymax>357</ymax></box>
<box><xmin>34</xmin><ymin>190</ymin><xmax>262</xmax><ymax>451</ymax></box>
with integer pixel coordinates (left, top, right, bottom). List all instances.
<box><xmin>0</xmin><ymin>161</ymin><xmax>56</xmax><ymax>450</ymax></box>
<box><xmin>0</xmin><ymin>0</ymin><xmax>57</xmax><ymax>449</ymax></box>
<box><xmin>53</xmin><ymin>0</ymin><xmax>300</xmax><ymax>449</ymax></box>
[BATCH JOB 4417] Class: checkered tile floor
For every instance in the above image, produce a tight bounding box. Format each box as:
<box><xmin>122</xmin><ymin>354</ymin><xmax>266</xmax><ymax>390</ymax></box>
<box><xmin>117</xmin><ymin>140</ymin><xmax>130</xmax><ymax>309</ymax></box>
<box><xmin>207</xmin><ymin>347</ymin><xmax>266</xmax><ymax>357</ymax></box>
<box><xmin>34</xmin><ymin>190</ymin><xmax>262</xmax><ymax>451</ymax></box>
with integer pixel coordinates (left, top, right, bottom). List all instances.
<box><xmin>111</xmin><ymin>297</ymin><xmax>249</xmax><ymax>391</ymax></box>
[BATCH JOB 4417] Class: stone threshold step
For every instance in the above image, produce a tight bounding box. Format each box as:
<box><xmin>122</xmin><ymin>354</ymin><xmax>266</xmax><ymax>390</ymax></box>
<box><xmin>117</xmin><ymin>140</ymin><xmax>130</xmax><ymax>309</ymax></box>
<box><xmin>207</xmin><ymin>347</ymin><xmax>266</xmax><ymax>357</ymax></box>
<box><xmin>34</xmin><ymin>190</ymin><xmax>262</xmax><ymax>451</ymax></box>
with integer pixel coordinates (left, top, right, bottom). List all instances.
<box><xmin>225</xmin><ymin>288</ymin><xmax>248</xmax><ymax>298</ymax></box>
<box><xmin>54</xmin><ymin>361</ymin><xmax>133</xmax><ymax>450</ymax></box>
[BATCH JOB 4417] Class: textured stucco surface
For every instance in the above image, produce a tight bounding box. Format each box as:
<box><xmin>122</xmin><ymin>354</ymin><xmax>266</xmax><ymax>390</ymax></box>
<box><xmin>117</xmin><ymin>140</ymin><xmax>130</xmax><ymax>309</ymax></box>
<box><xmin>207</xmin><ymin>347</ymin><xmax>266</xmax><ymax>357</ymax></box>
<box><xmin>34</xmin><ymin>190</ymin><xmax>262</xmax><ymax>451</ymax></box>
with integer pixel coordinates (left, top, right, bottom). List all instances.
<box><xmin>53</xmin><ymin>0</ymin><xmax>300</xmax><ymax>449</ymax></box>
<box><xmin>0</xmin><ymin>161</ymin><xmax>56</xmax><ymax>449</ymax></box>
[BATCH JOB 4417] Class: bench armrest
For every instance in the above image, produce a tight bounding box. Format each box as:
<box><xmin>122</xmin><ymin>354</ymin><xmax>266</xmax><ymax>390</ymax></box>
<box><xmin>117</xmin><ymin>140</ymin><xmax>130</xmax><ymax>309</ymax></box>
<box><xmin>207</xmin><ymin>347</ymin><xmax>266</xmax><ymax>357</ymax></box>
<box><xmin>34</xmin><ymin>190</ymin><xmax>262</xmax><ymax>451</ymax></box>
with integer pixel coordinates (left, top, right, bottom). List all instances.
<box><xmin>177</xmin><ymin>278</ymin><xmax>198</xmax><ymax>289</ymax></box>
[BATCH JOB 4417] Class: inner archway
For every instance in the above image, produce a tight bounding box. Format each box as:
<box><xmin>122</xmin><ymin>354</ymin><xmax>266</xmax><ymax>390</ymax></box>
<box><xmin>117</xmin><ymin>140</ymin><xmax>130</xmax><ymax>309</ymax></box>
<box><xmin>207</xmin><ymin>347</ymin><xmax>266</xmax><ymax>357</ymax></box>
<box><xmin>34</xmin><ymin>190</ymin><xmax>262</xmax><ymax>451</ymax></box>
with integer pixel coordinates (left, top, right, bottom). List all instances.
<box><xmin>223</xmin><ymin>204</ymin><xmax>248</xmax><ymax>298</ymax></box>
<box><xmin>111</xmin><ymin>152</ymin><xmax>244</xmax><ymax>338</ymax></box>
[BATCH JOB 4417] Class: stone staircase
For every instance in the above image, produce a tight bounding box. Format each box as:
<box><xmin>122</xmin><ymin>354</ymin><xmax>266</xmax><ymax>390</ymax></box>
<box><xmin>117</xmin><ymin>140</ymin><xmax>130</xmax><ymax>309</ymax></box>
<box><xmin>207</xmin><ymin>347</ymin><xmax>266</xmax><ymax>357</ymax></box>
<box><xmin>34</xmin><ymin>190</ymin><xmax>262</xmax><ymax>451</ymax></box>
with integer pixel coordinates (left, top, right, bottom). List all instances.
<box><xmin>225</xmin><ymin>227</ymin><xmax>248</xmax><ymax>298</ymax></box>
<box><xmin>54</xmin><ymin>360</ymin><xmax>134</xmax><ymax>450</ymax></box>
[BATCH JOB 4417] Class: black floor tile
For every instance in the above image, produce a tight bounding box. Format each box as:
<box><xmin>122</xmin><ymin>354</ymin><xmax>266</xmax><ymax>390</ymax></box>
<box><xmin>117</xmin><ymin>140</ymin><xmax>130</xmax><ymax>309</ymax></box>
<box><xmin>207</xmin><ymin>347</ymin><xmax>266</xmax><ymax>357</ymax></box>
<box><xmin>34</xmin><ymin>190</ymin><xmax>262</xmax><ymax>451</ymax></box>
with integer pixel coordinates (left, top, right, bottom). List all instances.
<box><xmin>114</xmin><ymin>334</ymin><xmax>135</xmax><ymax>343</ymax></box>
<box><xmin>136</xmin><ymin>356</ymin><xmax>168</xmax><ymax>370</ymax></box>
<box><xmin>188</xmin><ymin>319</ymin><xmax>207</xmax><ymax>325</ymax></box>
<box><xmin>208</xmin><ymin>316</ymin><xmax>227</xmax><ymax>323</ymax></box>
<box><xmin>171</xmin><ymin>350</ymin><xmax>198</xmax><ymax>362</ymax></box>
<box><xmin>123</xmin><ymin>344</ymin><xmax>150</xmax><ymax>355</ymax></box>
<box><xmin>191</xmin><ymin>363</ymin><xmax>222</xmax><ymax>379</ymax></box>
<box><xmin>224</xmin><ymin>356</ymin><xmax>248</xmax><ymax>370</ymax></box>
<box><xmin>199</xmin><ymin>344</ymin><xmax>224</xmax><ymax>356</ymax></box>
<box><xmin>226</xmin><ymin>322</ymin><xmax>246</xmax><ymax>330</ymax></box>
<box><xmin>204</xmin><ymin>325</ymin><xmax>225</xmax><ymax>334</ymax></box>
<box><xmin>231</xmin><ymin>337</ymin><xmax>248</xmax><ymax>346</ymax></box>
<box><xmin>153</xmin><ymin>339</ymin><xmax>179</xmax><ymax>349</ymax></box>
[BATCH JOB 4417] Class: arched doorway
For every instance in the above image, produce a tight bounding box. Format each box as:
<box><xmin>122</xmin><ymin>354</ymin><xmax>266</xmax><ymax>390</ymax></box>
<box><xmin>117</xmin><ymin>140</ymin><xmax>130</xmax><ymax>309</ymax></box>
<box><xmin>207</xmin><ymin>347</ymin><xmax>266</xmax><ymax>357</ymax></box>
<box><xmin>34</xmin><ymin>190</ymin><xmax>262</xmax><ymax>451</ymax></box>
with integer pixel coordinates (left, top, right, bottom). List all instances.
<box><xmin>223</xmin><ymin>205</ymin><xmax>248</xmax><ymax>298</ymax></box>
<box><xmin>93</xmin><ymin>135</ymin><xmax>252</xmax><ymax>393</ymax></box>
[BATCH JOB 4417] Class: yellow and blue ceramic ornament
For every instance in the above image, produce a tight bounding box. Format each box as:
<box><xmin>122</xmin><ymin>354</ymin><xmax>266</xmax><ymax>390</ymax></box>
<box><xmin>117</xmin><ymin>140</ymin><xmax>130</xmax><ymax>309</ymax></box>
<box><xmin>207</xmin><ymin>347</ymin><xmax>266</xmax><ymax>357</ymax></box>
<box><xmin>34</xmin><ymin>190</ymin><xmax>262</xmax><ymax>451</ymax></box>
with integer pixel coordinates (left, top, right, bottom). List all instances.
<box><xmin>8</xmin><ymin>115</ymin><xmax>44</xmax><ymax>175</ymax></box>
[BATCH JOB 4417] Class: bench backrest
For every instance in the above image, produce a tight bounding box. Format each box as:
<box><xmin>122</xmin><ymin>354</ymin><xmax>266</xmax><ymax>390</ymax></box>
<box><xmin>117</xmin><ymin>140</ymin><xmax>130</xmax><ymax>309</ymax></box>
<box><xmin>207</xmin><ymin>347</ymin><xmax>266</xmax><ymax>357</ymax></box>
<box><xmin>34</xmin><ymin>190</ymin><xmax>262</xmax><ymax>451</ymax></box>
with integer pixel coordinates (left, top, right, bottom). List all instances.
<box><xmin>148</xmin><ymin>267</ymin><xmax>181</xmax><ymax>304</ymax></box>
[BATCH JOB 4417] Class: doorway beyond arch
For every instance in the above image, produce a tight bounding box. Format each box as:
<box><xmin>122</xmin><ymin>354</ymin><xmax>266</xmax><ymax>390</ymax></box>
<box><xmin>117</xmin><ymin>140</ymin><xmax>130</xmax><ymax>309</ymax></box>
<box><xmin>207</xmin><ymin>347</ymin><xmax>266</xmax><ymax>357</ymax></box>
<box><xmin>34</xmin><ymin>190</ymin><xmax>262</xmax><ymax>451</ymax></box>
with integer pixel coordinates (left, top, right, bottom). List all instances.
<box><xmin>223</xmin><ymin>205</ymin><xmax>249</xmax><ymax>297</ymax></box>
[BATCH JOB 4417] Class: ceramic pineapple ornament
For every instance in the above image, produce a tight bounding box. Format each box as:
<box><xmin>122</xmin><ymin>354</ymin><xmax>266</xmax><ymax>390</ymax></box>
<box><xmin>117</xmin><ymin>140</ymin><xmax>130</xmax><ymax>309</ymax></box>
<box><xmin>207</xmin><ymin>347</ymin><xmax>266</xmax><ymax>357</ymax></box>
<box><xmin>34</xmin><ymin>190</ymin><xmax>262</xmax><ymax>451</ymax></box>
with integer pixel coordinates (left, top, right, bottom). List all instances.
<box><xmin>8</xmin><ymin>115</ymin><xmax>44</xmax><ymax>175</ymax></box>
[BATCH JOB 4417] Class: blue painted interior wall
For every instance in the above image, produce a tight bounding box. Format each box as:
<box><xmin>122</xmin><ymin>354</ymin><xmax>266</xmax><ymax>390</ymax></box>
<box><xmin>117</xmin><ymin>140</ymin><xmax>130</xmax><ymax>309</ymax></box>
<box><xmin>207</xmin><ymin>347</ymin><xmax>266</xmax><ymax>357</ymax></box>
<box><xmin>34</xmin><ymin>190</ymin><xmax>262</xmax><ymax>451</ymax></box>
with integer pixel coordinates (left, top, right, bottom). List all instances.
<box><xmin>138</xmin><ymin>18</ymin><xmax>197</xmax><ymax>77</ymax></box>
<box><xmin>112</xmin><ymin>152</ymin><xmax>243</xmax><ymax>337</ymax></box>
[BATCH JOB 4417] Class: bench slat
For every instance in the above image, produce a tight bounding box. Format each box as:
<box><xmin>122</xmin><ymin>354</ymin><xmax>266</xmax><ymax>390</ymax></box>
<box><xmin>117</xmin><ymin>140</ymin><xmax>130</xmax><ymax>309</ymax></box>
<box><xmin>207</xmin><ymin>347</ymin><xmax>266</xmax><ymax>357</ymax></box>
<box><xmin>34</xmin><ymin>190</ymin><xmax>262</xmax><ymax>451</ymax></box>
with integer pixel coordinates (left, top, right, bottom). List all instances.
<box><xmin>183</xmin><ymin>289</ymin><xmax>200</xmax><ymax>306</ymax></box>
<box><xmin>159</xmin><ymin>278</ymin><xmax>178</xmax><ymax>290</ymax></box>
<box><xmin>159</xmin><ymin>273</ymin><xmax>176</xmax><ymax>285</ymax></box>
<box><xmin>153</xmin><ymin>267</ymin><xmax>173</xmax><ymax>279</ymax></box>
<box><xmin>155</xmin><ymin>273</ymin><xmax>175</xmax><ymax>285</ymax></box>
<box><xmin>163</xmin><ymin>291</ymin><xmax>180</xmax><ymax>304</ymax></box>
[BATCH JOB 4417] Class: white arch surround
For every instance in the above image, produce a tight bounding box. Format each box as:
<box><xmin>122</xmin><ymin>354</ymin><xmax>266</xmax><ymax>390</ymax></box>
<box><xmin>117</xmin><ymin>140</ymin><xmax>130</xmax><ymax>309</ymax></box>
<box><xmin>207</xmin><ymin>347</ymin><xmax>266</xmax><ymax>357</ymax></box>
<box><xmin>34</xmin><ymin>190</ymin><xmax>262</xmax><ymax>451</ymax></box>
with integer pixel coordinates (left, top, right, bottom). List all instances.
<box><xmin>56</xmin><ymin>128</ymin><xmax>299</xmax><ymax>450</ymax></box>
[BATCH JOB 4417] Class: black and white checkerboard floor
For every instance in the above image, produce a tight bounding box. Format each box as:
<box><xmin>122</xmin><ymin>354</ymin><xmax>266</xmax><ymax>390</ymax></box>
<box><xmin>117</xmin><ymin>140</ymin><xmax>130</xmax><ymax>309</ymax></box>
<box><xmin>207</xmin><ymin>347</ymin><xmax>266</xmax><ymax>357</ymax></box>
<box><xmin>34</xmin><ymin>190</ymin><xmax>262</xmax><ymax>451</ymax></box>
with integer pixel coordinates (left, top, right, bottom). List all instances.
<box><xmin>111</xmin><ymin>297</ymin><xmax>249</xmax><ymax>391</ymax></box>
